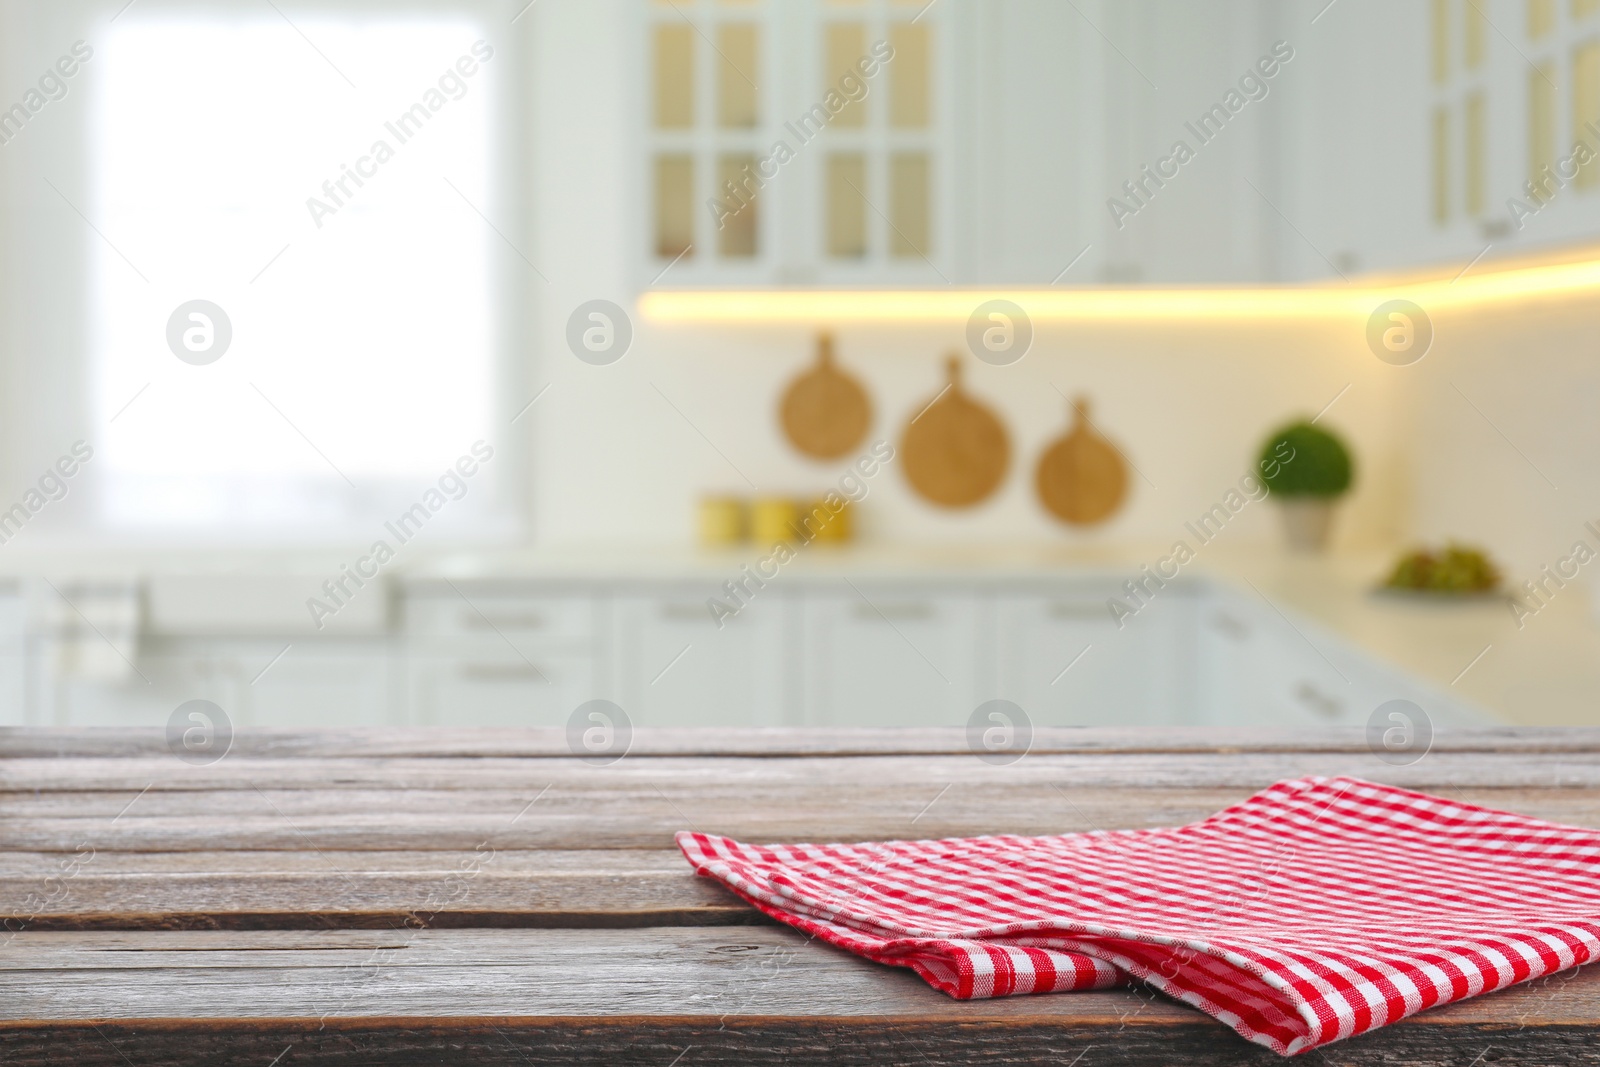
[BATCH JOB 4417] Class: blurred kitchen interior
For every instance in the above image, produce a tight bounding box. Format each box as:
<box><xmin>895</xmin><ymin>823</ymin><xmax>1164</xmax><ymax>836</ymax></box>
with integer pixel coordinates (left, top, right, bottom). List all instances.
<box><xmin>0</xmin><ymin>0</ymin><xmax>1595</xmax><ymax>734</ymax></box>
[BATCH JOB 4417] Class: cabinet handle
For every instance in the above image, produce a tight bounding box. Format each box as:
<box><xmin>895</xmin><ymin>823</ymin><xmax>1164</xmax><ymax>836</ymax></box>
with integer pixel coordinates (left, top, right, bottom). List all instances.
<box><xmin>460</xmin><ymin>612</ymin><xmax>545</xmax><ymax>631</ymax></box>
<box><xmin>1210</xmin><ymin>612</ymin><xmax>1250</xmax><ymax>640</ymax></box>
<box><xmin>659</xmin><ymin>604</ymin><xmax>711</xmax><ymax>621</ymax></box>
<box><xmin>853</xmin><ymin>603</ymin><xmax>934</xmax><ymax>621</ymax></box>
<box><xmin>1048</xmin><ymin>602</ymin><xmax>1108</xmax><ymax>620</ymax></box>
<box><xmin>456</xmin><ymin>662</ymin><xmax>547</xmax><ymax>681</ymax></box>
<box><xmin>1294</xmin><ymin>681</ymin><xmax>1344</xmax><ymax>719</ymax></box>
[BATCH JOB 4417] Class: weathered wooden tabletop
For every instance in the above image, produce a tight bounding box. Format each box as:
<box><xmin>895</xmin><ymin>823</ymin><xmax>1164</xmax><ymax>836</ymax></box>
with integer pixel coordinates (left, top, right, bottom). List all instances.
<box><xmin>4</xmin><ymin>726</ymin><xmax>1600</xmax><ymax>1065</ymax></box>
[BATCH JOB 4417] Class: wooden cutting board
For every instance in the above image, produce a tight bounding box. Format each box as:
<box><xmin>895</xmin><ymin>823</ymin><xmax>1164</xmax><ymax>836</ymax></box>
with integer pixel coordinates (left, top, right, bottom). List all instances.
<box><xmin>1035</xmin><ymin>395</ymin><xmax>1128</xmax><ymax>525</ymax></box>
<box><xmin>779</xmin><ymin>333</ymin><xmax>872</xmax><ymax>460</ymax></box>
<box><xmin>901</xmin><ymin>355</ymin><xmax>1010</xmax><ymax>508</ymax></box>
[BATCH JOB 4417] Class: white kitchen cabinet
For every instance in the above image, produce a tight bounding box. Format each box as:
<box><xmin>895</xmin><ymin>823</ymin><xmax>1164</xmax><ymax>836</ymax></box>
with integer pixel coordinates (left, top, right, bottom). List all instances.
<box><xmin>405</xmin><ymin>646</ymin><xmax>597</xmax><ymax>728</ymax></box>
<box><xmin>401</xmin><ymin>586</ymin><xmax>608</xmax><ymax>728</ymax></box>
<box><xmin>222</xmin><ymin>641</ymin><xmax>396</xmax><ymax>728</ymax></box>
<box><xmin>34</xmin><ymin>636</ymin><xmax>397</xmax><ymax>729</ymax></box>
<box><xmin>800</xmin><ymin>584</ymin><xmax>980</xmax><ymax>727</ymax></box>
<box><xmin>39</xmin><ymin>676</ymin><xmax>173</xmax><ymax>727</ymax></box>
<box><xmin>1196</xmin><ymin>585</ymin><xmax>1357</xmax><ymax>728</ymax></box>
<box><xmin>405</xmin><ymin>590</ymin><xmax>598</xmax><ymax>646</ymax></box>
<box><xmin>1273</xmin><ymin>601</ymin><xmax>1488</xmax><ymax>732</ymax></box>
<box><xmin>31</xmin><ymin>633</ymin><xmax>220</xmax><ymax>729</ymax></box>
<box><xmin>1191</xmin><ymin>581</ymin><xmax>1490</xmax><ymax>731</ymax></box>
<box><xmin>3</xmin><ymin>569</ymin><xmax>1495</xmax><ymax>731</ymax></box>
<box><xmin>995</xmin><ymin>583</ymin><xmax>1198</xmax><ymax>727</ymax></box>
<box><xmin>1195</xmin><ymin>597</ymin><xmax>1260</xmax><ymax>726</ymax></box>
<box><xmin>614</xmin><ymin>587</ymin><xmax>792</xmax><ymax>728</ymax></box>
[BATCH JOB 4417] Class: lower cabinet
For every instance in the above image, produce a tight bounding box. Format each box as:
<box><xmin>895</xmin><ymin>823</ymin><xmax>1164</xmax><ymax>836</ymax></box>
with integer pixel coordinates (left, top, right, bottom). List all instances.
<box><xmin>994</xmin><ymin>584</ymin><xmax>1198</xmax><ymax>727</ymax></box>
<box><xmin>13</xmin><ymin>573</ymin><xmax>1495</xmax><ymax>730</ymax></box>
<box><xmin>615</xmin><ymin>587</ymin><xmax>792</xmax><ymax>728</ymax></box>
<box><xmin>400</xmin><ymin>585</ymin><xmax>604</xmax><ymax>727</ymax></box>
<box><xmin>38</xmin><ymin>637</ymin><xmax>395</xmax><ymax>729</ymax></box>
<box><xmin>1193</xmin><ymin>582</ymin><xmax>1485</xmax><ymax>730</ymax></box>
<box><xmin>404</xmin><ymin>646</ymin><xmax>597</xmax><ymax>727</ymax></box>
<box><xmin>1196</xmin><ymin>592</ymin><xmax>1355</xmax><ymax>728</ymax></box>
<box><xmin>800</xmin><ymin>585</ymin><xmax>981</xmax><ymax>727</ymax></box>
<box><xmin>212</xmin><ymin>641</ymin><xmax>395</xmax><ymax>728</ymax></box>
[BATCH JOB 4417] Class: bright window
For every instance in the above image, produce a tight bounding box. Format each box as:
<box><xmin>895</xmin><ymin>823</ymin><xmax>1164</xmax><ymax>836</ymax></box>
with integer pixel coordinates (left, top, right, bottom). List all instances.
<box><xmin>91</xmin><ymin>13</ymin><xmax>511</xmax><ymax>538</ymax></box>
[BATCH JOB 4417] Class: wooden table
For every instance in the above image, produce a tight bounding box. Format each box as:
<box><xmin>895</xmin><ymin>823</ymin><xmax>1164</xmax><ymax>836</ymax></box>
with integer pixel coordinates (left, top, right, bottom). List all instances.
<box><xmin>4</xmin><ymin>727</ymin><xmax>1600</xmax><ymax>1065</ymax></box>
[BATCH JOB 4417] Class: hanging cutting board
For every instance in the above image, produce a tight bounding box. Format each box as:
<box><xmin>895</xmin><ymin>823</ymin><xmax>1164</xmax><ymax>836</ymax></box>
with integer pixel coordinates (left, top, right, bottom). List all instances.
<box><xmin>901</xmin><ymin>355</ymin><xmax>1009</xmax><ymax>508</ymax></box>
<box><xmin>779</xmin><ymin>333</ymin><xmax>872</xmax><ymax>460</ymax></box>
<box><xmin>1035</xmin><ymin>395</ymin><xmax>1128</xmax><ymax>525</ymax></box>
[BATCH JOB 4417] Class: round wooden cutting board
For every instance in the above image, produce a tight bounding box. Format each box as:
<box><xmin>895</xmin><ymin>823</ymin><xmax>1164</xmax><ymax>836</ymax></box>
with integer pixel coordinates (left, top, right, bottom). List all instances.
<box><xmin>1035</xmin><ymin>395</ymin><xmax>1128</xmax><ymax>525</ymax></box>
<box><xmin>779</xmin><ymin>334</ymin><xmax>872</xmax><ymax>460</ymax></box>
<box><xmin>901</xmin><ymin>355</ymin><xmax>1010</xmax><ymax>508</ymax></box>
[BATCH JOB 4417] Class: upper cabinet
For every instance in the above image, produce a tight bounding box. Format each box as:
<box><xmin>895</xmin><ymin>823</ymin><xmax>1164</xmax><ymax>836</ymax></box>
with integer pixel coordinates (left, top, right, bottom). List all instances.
<box><xmin>625</xmin><ymin>0</ymin><xmax>1600</xmax><ymax>288</ymax></box>
<box><xmin>642</xmin><ymin>0</ymin><xmax>950</xmax><ymax>287</ymax></box>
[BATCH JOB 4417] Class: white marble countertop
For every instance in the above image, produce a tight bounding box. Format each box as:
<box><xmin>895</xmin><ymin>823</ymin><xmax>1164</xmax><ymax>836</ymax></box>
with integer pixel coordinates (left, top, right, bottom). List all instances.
<box><xmin>1198</xmin><ymin>548</ymin><xmax>1599</xmax><ymax>729</ymax></box>
<box><xmin>413</xmin><ymin>542</ymin><xmax>1600</xmax><ymax>727</ymax></box>
<box><xmin>0</xmin><ymin>541</ymin><xmax>1591</xmax><ymax>726</ymax></box>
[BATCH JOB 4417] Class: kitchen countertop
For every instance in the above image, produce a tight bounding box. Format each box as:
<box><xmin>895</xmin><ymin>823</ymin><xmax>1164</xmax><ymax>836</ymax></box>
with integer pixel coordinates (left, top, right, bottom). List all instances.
<box><xmin>0</xmin><ymin>541</ymin><xmax>1593</xmax><ymax>727</ymax></box>
<box><xmin>1193</xmin><ymin>548</ymin><xmax>1599</xmax><ymax>729</ymax></box>
<box><xmin>412</xmin><ymin>543</ymin><xmax>1600</xmax><ymax>728</ymax></box>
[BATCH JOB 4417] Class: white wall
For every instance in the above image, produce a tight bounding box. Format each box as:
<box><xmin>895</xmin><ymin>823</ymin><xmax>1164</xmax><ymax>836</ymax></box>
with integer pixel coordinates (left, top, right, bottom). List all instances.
<box><xmin>1407</xmin><ymin>293</ymin><xmax>1600</xmax><ymax>576</ymax></box>
<box><xmin>0</xmin><ymin>1</ymin><xmax>98</xmax><ymax>503</ymax></box>
<box><xmin>528</xmin><ymin>313</ymin><xmax>1410</xmax><ymax>552</ymax></box>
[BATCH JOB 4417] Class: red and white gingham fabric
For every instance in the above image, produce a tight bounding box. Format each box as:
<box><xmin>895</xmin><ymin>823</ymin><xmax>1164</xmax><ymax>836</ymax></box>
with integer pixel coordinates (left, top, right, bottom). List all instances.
<box><xmin>677</xmin><ymin>775</ymin><xmax>1600</xmax><ymax>1055</ymax></box>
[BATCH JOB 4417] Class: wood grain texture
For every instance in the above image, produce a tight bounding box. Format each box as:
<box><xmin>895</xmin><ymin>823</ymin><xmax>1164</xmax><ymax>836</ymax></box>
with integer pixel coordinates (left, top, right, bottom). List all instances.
<box><xmin>3</xmin><ymin>928</ymin><xmax>1598</xmax><ymax>1065</ymax></box>
<box><xmin>6</xmin><ymin>777</ymin><xmax>1597</xmax><ymax>855</ymax></box>
<box><xmin>7</xmin><ymin>925</ymin><xmax>1600</xmax><ymax>1022</ymax></box>
<box><xmin>9</xmin><ymin>725</ymin><xmax>1600</xmax><ymax>758</ymax></box>
<box><xmin>0</xmin><ymin>850</ymin><xmax>753</xmax><ymax>930</ymax></box>
<box><xmin>7</xmin><ymin>1020</ymin><xmax>1600</xmax><ymax>1067</ymax></box>
<box><xmin>8</xmin><ymin>749</ymin><xmax>1596</xmax><ymax>794</ymax></box>
<box><xmin>6</xmin><ymin>727</ymin><xmax>1600</xmax><ymax>1064</ymax></box>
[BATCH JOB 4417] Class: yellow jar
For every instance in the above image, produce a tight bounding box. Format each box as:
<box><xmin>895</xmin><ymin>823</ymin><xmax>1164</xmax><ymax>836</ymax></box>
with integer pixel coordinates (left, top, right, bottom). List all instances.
<box><xmin>749</xmin><ymin>497</ymin><xmax>802</xmax><ymax>547</ymax></box>
<box><xmin>807</xmin><ymin>499</ymin><xmax>852</xmax><ymax>543</ymax></box>
<box><xmin>698</xmin><ymin>496</ymin><xmax>748</xmax><ymax>547</ymax></box>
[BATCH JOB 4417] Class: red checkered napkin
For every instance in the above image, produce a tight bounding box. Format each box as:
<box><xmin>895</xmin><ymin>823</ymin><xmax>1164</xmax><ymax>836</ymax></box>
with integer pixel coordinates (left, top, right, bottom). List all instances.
<box><xmin>677</xmin><ymin>775</ymin><xmax>1600</xmax><ymax>1055</ymax></box>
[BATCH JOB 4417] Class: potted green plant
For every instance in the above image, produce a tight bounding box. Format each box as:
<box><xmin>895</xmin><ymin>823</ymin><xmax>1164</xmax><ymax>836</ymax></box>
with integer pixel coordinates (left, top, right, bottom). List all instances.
<box><xmin>1257</xmin><ymin>420</ymin><xmax>1353</xmax><ymax>552</ymax></box>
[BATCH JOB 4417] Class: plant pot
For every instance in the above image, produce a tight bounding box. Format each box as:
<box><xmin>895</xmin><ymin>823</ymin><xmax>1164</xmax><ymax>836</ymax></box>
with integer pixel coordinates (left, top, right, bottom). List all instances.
<box><xmin>1277</xmin><ymin>497</ymin><xmax>1337</xmax><ymax>553</ymax></box>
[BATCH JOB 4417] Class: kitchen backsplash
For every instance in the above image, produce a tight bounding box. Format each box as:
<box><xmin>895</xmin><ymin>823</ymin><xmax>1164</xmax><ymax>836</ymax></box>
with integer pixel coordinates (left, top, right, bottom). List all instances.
<box><xmin>529</xmin><ymin>313</ymin><xmax>1409</xmax><ymax>553</ymax></box>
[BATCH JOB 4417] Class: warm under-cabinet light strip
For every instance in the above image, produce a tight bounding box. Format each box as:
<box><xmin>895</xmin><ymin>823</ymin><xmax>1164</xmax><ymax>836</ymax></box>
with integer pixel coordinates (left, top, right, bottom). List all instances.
<box><xmin>637</xmin><ymin>255</ymin><xmax>1600</xmax><ymax>323</ymax></box>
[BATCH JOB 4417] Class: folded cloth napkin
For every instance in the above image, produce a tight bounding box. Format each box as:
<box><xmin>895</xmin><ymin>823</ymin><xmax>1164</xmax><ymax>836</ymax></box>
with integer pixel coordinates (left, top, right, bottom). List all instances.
<box><xmin>677</xmin><ymin>775</ymin><xmax>1600</xmax><ymax>1056</ymax></box>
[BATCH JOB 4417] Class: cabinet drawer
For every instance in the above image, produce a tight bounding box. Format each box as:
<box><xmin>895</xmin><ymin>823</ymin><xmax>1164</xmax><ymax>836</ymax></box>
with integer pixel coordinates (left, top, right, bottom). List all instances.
<box><xmin>1198</xmin><ymin>592</ymin><xmax>1363</xmax><ymax>728</ymax></box>
<box><xmin>404</xmin><ymin>593</ymin><xmax>596</xmax><ymax>643</ymax></box>
<box><xmin>801</xmin><ymin>589</ymin><xmax>978</xmax><ymax>727</ymax></box>
<box><xmin>406</xmin><ymin>648</ymin><xmax>597</xmax><ymax>728</ymax></box>
<box><xmin>994</xmin><ymin>591</ymin><xmax>1194</xmax><ymax>727</ymax></box>
<box><xmin>615</xmin><ymin>589</ymin><xmax>791</xmax><ymax>728</ymax></box>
